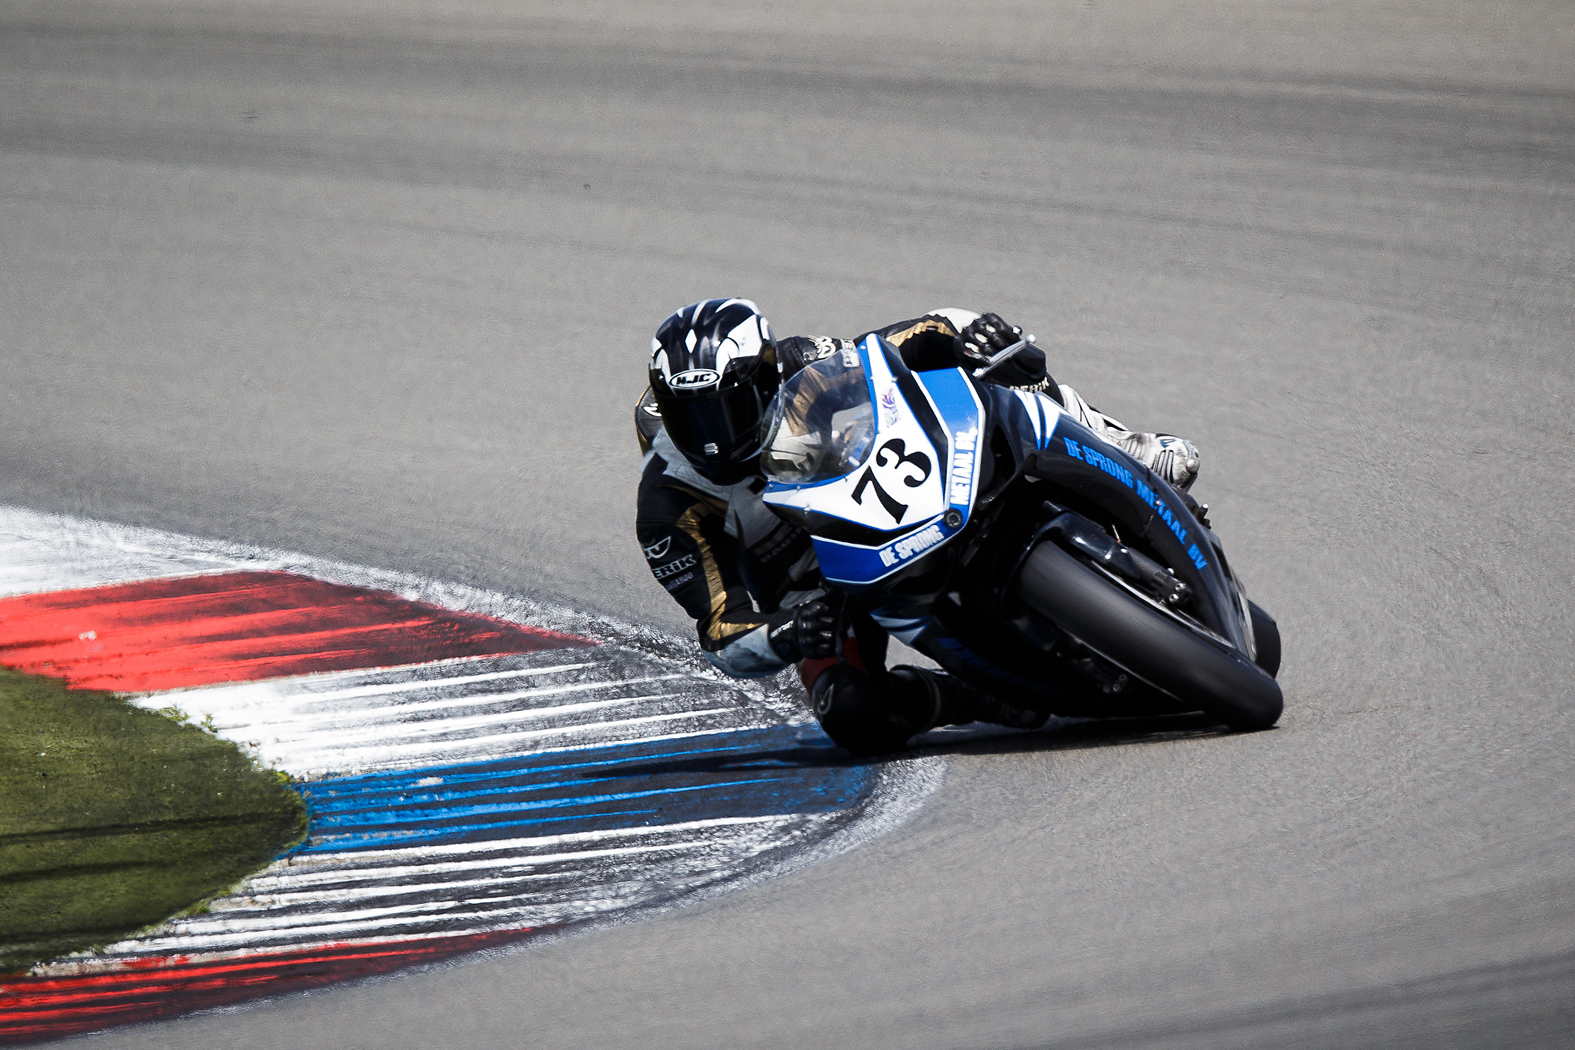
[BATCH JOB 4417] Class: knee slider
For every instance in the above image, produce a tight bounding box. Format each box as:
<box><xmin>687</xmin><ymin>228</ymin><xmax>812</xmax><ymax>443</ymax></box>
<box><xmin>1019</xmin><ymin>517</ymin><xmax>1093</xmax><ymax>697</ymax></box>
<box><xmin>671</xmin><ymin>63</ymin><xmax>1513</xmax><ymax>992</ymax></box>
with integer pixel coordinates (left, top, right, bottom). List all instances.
<box><xmin>811</xmin><ymin>665</ymin><xmax>923</xmax><ymax>757</ymax></box>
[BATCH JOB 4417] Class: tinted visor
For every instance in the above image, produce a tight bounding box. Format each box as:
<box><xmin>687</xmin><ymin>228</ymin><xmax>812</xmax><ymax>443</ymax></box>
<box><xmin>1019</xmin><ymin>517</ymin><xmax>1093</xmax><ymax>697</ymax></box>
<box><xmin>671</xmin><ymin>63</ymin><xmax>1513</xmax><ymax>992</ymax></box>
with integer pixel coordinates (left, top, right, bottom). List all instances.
<box><xmin>653</xmin><ymin>380</ymin><xmax>768</xmax><ymax>464</ymax></box>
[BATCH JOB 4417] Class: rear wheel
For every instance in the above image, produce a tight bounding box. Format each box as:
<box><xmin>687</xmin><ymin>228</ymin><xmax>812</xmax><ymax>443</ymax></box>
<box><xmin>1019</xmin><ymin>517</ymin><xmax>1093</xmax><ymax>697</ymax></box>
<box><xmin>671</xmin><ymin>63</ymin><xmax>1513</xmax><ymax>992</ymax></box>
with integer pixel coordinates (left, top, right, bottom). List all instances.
<box><xmin>1016</xmin><ymin>541</ymin><xmax>1283</xmax><ymax>731</ymax></box>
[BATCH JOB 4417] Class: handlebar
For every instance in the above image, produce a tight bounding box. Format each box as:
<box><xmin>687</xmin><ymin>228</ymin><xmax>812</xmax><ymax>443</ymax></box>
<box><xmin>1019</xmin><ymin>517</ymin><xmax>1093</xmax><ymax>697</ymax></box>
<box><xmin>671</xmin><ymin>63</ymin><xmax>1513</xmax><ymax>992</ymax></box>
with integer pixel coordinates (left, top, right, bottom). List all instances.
<box><xmin>970</xmin><ymin>334</ymin><xmax>1036</xmax><ymax>379</ymax></box>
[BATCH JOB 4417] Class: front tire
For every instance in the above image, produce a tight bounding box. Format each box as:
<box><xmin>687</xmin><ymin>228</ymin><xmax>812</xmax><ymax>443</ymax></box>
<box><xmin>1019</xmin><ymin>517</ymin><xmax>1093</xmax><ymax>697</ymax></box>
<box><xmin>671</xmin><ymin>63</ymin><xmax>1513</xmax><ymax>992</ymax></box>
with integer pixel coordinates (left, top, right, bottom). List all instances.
<box><xmin>1016</xmin><ymin>541</ymin><xmax>1283</xmax><ymax>731</ymax></box>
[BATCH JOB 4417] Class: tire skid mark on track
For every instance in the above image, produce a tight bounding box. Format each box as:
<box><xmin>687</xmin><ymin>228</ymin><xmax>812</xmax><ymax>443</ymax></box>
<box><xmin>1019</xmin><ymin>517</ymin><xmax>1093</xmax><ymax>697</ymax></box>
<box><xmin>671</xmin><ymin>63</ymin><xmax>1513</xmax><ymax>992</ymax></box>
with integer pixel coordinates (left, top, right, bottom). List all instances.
<box><xmin>0</xmin><ymin>506</ymin><xmax>941</xmax><ymax>1045</ymax></box>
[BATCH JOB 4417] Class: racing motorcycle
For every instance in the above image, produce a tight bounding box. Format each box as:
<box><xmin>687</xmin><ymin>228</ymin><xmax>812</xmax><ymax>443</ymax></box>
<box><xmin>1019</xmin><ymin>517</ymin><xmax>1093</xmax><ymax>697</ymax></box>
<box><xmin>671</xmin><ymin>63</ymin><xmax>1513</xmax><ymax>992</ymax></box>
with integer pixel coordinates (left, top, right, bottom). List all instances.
<box><xmin>758</xmin><ymin>334</ymin><xmax>1282</xmax><ymax>744</ymax></box>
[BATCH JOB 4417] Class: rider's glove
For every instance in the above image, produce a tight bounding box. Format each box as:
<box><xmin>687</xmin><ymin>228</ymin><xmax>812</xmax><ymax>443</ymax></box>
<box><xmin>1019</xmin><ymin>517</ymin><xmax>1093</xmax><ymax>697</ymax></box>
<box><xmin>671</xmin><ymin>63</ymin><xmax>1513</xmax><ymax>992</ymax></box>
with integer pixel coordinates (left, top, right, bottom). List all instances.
<box><xmin>956</xmin><ymin>312</ymin><xmax>1047</xmax><ymax>387</ymax></box>
<box><xmin>777</xmin><ymin>335</ymin><xmax>853</xmax><ymax>382</ymax></box>
<box><xmin>956</xmin><ymin>312</ymin><xmax>1021</xmax><ymax>359</ymax></box>
<box><xmin>767</xmin><ymin>600</ymin><xmax>838</xmax><ymax>662</ymax></box>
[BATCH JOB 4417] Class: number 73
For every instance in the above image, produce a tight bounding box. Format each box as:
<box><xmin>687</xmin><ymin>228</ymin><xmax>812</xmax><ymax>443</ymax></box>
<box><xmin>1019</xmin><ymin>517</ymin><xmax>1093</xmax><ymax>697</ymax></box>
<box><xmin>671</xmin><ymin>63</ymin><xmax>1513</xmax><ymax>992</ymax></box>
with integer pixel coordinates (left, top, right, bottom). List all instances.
<box><xmin>851</xmin><ymin>439</ymin><xmax>931</xmax><ymax>523</ymax></box>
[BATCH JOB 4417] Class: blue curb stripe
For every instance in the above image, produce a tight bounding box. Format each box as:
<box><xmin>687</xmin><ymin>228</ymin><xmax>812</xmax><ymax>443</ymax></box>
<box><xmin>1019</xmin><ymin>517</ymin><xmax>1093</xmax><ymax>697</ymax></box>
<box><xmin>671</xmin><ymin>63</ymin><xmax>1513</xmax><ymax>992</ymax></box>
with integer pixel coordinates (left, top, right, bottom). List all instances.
<box><xmin>294</xmin><ymin>725</ymin><xmax>872</xmax><ymax>854</ymax></box>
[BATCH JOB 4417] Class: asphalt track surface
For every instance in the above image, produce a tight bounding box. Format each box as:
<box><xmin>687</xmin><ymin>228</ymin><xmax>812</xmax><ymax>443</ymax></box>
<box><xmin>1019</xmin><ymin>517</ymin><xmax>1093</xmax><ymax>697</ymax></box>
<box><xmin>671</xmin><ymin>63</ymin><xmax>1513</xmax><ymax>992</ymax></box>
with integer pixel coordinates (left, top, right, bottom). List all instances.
<box><xmin>3</xmin><ymin>1</ymin><xmax>1573</xmax><ymax>1046</ymax></box>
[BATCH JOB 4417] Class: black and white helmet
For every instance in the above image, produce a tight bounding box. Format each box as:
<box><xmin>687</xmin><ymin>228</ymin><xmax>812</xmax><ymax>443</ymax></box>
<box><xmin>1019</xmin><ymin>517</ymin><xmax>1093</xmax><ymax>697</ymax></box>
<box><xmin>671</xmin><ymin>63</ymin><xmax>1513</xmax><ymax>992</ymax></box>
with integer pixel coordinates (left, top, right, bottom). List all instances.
<box><xmin>648</xmin><ymin>298</ymin><xmax>778</xmax><ymax>485</ymax></box>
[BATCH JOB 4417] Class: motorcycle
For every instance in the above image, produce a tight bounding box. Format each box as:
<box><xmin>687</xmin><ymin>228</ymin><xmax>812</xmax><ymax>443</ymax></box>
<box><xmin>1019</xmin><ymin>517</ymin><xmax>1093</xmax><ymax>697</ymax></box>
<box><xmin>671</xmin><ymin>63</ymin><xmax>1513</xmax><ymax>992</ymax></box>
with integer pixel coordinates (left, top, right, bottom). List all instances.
<box><xmin>758</xmin><ymin>334</ymin><xmax>1282</xmax><ymax>749</ymax></box>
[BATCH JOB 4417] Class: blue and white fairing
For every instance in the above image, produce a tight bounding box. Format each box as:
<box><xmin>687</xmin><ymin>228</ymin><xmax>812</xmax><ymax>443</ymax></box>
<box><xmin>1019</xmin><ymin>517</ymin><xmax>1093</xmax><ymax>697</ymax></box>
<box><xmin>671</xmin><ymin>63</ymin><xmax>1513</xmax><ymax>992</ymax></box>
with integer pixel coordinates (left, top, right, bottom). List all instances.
<box><xmin>761</xmin><ymin>335</ymin><xmax>989</xmax><ymax>588</ymax></box>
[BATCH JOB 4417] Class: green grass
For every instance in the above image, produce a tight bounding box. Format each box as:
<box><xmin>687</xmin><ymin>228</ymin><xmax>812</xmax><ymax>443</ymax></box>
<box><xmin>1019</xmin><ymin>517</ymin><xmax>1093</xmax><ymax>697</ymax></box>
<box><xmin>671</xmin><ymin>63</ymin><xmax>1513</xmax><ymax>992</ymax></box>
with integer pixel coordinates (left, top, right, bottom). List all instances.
<box><xmin>0</xmin><ymin>667</ymin><xmax>307</xmax><ymax>974</ymax></box>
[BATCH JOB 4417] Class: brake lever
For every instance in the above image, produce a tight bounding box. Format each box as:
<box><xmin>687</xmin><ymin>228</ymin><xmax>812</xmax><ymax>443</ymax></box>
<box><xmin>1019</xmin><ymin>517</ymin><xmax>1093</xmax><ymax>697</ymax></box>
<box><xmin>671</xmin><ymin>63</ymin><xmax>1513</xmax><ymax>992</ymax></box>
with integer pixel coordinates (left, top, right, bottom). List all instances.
<box><xmin>970</xmin><ymin>334</ymin><xmax>1036</xmax><ymax>379</ymax></box>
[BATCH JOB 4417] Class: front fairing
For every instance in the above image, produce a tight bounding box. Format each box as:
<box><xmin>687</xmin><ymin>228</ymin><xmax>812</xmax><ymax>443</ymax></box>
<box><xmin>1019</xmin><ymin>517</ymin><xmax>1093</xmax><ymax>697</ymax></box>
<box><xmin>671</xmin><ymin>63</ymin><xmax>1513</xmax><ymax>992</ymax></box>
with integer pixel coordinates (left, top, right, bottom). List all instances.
<box><xmin>761</xmin><ymin>335</ymin><xmax>989</xmax><ymax>588</ymax></box>
<box><xmin>766</xmin><ymin>338</ymin><xmax>1258</xmax><ymax>678</ymax></box>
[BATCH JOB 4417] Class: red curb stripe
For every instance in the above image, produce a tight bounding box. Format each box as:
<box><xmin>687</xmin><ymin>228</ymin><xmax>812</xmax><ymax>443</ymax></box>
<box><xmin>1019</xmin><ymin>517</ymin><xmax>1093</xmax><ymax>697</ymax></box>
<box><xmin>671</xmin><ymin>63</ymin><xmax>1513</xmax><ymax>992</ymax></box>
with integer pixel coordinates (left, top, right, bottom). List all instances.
<box><xmin>0</xmin><ymin>571</ymin><xmax>593</xmax><ymax>691</ymax></box>
<box><xmin>0</xmin><ymin>929</ymin><xmax>545</xmax><ymax>1043</ymax></box>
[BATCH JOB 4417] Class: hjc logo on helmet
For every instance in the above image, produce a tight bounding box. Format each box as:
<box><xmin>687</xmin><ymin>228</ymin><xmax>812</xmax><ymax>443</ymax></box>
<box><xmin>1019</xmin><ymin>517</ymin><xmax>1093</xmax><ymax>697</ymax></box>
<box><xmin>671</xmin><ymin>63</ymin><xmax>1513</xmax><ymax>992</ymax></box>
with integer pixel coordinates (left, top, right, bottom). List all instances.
<box><xmin>669</xmin><ymin>368</ymin><xmax>721</xmax><ymax>390</ymax></box>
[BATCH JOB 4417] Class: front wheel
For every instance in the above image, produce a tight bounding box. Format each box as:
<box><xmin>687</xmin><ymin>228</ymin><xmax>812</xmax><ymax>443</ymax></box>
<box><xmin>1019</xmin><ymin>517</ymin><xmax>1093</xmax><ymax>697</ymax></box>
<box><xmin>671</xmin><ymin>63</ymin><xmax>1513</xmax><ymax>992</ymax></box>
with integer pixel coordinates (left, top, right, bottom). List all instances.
<box><xmin>1016</xmin><ymin>541</ymin><xmax>1283</xmax><ymax>731</ymax></box>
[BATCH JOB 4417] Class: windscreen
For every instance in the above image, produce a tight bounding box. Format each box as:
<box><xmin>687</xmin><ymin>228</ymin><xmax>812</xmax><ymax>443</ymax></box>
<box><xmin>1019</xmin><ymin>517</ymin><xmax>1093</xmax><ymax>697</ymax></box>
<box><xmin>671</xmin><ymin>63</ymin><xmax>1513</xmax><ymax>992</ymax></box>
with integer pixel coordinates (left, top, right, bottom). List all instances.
<box><xmin>759</xmin><ymin>349</ymin><xmax>875</xmax><ymax>484</ymax></box>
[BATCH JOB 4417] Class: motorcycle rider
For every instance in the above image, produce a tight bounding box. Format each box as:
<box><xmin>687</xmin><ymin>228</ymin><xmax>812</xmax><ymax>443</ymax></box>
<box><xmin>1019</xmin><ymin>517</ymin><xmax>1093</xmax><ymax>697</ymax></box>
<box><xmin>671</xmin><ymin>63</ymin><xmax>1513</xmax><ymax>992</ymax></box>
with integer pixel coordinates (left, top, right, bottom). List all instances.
<box><xmin>635</xmin><ymin>298</ymin><xmax>1202</xmax><ymax>754</ymax></box>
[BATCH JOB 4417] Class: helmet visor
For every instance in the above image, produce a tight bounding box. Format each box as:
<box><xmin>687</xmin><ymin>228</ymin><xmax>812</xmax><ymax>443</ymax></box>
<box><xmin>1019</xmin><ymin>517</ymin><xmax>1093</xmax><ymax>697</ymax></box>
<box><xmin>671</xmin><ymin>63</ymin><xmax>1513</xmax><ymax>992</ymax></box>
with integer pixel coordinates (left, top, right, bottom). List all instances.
<box><xmin>653</xmin><ymin>378</ymin><xmax>768</xmax><ymax>464</ymax></box>
<box><xmin>760</xmin><ymin>349</ymin><xmax>875</xmax><ymax>484</ymax></box>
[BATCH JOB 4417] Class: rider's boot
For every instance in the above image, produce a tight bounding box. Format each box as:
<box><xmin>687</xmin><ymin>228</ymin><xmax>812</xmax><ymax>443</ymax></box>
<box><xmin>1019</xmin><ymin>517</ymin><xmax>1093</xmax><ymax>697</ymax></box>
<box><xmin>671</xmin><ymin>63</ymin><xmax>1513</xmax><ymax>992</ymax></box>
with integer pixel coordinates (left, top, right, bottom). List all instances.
<box><xmin>1055</xmin><ymin>384</ymin><xmax>1201</xmax><ymax>492</ymax></box>
<box><xmin>889</xmin><ymin>666</ymin><xmax>1047</xmax><ymax>731</ymax></box>
<box><xmin>1110</xmin><ymin>432</ymin><xmax>1201</xmax><ymax>493</ymax></box>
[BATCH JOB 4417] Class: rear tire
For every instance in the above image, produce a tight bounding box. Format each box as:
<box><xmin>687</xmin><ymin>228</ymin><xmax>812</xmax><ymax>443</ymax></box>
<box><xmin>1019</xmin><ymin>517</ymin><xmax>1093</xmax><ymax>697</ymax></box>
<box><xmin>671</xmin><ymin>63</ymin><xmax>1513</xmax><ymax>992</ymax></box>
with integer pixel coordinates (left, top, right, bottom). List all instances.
<box><xmin>1017</xmin><ymin>541</ymin><xmax>1283</xmax><ymax>731</ymax></box>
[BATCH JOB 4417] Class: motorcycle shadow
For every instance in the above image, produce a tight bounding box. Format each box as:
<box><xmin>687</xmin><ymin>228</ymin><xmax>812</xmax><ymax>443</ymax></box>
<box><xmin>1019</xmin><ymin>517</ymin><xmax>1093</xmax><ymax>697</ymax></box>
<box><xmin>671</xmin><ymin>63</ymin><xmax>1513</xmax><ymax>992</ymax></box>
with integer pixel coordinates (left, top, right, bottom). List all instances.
<box><xmin>594</xmin><ymin>713</ymin><xmax>1239</xmax><ymax>782</ymax></box>
<box><xmin>901</xmin><ymin>711</ymin><xmax>1239</xmax><ymax>762</ymax></box>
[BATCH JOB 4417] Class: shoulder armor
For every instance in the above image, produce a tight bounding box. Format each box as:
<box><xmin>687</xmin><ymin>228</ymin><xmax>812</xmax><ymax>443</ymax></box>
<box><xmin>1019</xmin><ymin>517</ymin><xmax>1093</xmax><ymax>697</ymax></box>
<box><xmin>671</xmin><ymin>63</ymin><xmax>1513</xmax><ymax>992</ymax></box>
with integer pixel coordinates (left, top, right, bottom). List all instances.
<box><xmin>635</xmin><ymin>386</ymin><xmax>663</xmax><ymax>454</ymax></box>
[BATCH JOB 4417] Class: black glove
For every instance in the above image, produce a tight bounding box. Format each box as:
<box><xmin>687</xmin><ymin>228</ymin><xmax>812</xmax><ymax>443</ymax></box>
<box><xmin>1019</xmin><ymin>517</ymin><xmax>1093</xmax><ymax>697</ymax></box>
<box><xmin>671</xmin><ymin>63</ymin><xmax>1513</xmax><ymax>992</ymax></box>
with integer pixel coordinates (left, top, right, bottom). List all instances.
<box><xmin>956</xmin><ymin>312</ymin><xmax>1021</xmax><ymax>359</ymax></box>
<box><xmin>956</xmin><ymin>312</ymin><xmax>1047</xmax><ymax>387</ymax></box>
<box><xmin>767</xmin><ymin>600</ymin><xmax>838</xmax><ymax>662</ymax></box>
